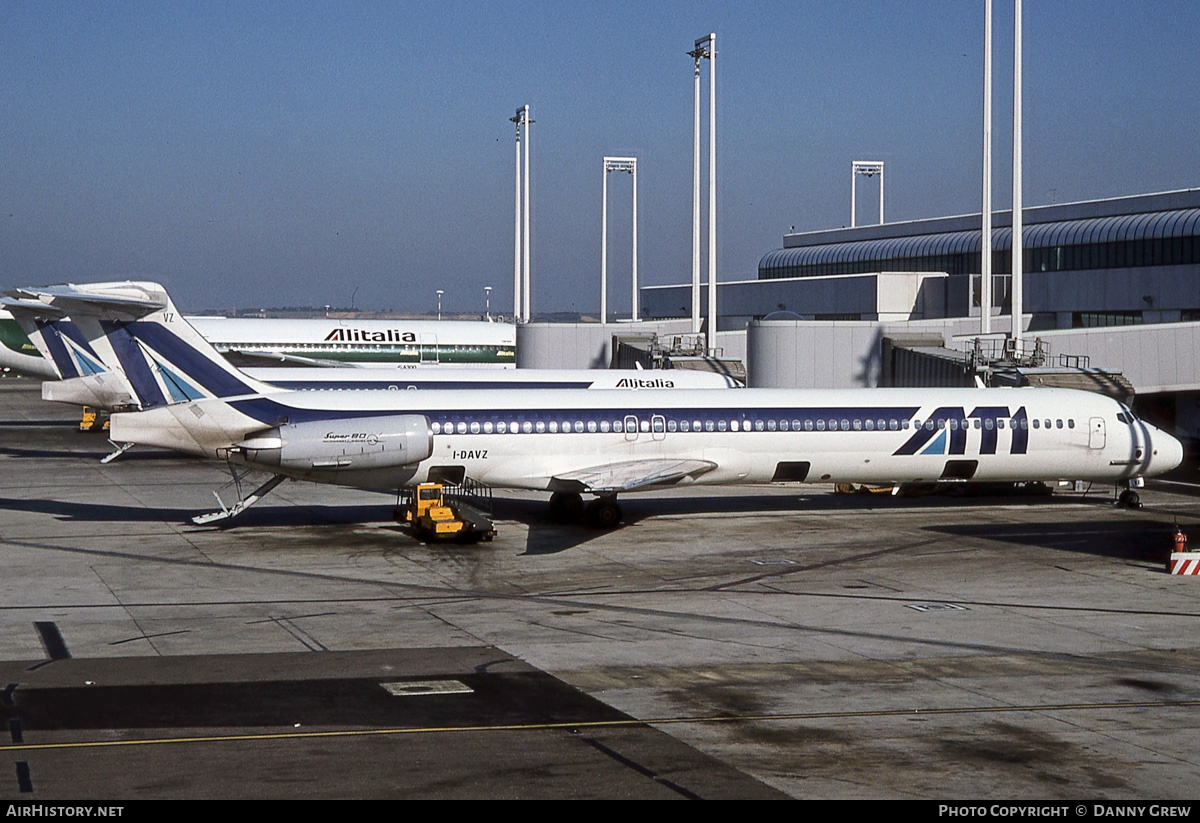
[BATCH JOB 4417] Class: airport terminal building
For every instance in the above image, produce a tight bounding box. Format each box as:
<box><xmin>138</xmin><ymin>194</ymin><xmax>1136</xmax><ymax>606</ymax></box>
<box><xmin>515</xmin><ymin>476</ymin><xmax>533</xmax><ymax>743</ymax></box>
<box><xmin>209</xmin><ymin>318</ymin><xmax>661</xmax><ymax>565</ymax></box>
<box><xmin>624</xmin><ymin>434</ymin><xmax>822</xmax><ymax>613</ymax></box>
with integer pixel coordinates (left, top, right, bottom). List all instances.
<box><xmin>644</xmin><ymin>189</ymin><xmax>1200</xmax><ymax>331</ymax></box>
<box><xmin>635</xmin><ymin>189</ymin><xmax>1200</xmax><ymax>442</ymax></box>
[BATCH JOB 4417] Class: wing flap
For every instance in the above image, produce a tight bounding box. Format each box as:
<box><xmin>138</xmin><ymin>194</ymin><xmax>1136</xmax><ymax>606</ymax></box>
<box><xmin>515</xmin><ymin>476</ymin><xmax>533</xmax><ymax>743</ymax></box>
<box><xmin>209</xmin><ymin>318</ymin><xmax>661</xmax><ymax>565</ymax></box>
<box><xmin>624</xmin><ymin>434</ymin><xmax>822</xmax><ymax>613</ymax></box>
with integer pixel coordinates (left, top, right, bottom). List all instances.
<box><xmin>550</xmin><ymin>458</ymin><xmax>717</xmax><ymax>494</ymax></box>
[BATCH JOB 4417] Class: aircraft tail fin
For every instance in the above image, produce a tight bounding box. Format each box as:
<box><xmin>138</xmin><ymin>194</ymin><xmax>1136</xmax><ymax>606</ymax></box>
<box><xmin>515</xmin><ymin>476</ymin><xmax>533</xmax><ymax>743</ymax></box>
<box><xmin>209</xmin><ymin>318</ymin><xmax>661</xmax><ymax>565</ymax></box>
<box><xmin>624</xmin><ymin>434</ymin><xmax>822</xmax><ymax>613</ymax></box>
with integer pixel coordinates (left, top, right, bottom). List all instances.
<box><xmin>1</xmin><ymin>297</ymin><xmax>113</xmax><ymax>381</ymax></box>
<box><xmin>9</xmin><ymin>282</ymin><xmax>273</xmax><ymax>409</ymax></box>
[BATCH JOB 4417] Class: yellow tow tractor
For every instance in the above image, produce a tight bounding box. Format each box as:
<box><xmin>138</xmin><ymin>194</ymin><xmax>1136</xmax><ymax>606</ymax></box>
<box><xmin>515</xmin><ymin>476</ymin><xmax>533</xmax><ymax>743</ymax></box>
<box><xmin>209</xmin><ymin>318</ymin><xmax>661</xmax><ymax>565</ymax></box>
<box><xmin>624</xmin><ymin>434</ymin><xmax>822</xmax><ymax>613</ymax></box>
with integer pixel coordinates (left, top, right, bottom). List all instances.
<box><xmin>398</xmin><ymin>482</ymin><xmax>496</xmax><ymax>543</ymax></box>
<box><xmin>79</xmin><ymin>406</ymin><xmax>110</xmax><ymax>432</ymax></box>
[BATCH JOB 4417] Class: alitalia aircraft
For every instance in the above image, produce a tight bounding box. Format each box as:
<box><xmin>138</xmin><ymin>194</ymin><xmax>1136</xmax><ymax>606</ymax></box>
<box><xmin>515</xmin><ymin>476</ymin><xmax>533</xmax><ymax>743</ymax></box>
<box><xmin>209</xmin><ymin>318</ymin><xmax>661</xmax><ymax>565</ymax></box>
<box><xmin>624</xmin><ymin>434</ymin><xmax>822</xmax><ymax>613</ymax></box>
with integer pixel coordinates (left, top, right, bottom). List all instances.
<box><xmin>2</xmin><ymin>302</ymin><xmax>739</xmax><ymax>414</ymax></box>
<box><xmin>20</xmin><ymin>282</ymin><xmax>1184</xmax><ymax>528</ymax></box>
<box><xmin>0</xmin><ymin>302</ymin><xmax>516</xmax><ymax>378</ymax></box>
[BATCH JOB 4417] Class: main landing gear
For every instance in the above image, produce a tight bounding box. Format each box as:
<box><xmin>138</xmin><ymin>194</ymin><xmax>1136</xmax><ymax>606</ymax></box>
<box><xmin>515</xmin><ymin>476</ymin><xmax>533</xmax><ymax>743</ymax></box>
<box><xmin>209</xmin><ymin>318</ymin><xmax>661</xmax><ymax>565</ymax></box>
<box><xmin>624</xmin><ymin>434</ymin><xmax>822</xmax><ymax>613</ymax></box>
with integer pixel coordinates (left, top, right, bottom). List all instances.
<box><xmin>548</xmin><ymin>491</ymin><xmax>622</xmax><ymax>529</ymax></box>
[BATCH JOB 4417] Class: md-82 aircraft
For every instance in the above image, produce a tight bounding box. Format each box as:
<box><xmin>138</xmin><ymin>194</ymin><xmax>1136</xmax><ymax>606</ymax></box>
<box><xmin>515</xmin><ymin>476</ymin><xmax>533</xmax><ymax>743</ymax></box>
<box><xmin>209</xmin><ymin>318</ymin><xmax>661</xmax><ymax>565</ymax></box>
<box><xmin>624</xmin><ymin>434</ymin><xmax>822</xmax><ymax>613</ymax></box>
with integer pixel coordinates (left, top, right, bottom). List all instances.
<box><xmin>19</xmin><ymin>281</ymin><xmax>1184</xmax><ymax>527</ymax></box>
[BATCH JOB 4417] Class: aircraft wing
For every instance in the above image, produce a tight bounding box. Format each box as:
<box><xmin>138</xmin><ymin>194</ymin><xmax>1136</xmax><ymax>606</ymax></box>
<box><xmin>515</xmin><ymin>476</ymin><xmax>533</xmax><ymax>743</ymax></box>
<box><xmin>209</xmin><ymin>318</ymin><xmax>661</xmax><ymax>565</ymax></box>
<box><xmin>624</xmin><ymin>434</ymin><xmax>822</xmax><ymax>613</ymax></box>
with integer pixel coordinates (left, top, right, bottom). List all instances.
<box><xmin>549</xmin><ymin>458</ymin><xmax>717</xmax><ymax>494</ymax></box>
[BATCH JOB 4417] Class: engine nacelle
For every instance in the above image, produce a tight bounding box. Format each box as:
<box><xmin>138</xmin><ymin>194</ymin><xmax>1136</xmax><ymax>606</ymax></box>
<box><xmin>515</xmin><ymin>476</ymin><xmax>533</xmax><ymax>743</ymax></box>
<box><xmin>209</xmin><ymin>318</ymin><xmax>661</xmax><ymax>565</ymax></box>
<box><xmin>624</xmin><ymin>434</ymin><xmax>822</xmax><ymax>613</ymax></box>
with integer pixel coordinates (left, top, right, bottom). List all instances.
<box><xmin>234</xmin><ymin>414</ymin><xmax>433</xmax><ymax>472</ymax></box>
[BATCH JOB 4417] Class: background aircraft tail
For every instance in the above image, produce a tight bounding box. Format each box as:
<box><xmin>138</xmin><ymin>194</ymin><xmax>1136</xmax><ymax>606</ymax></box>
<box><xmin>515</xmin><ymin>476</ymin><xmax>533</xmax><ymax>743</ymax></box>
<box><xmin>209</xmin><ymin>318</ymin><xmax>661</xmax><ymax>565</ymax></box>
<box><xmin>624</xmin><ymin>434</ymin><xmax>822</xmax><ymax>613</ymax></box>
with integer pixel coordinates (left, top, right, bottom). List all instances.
<box><xmin>5</xmin><ymin>282</ymin><xmax>273</xmax><ymax>410</ymax></box>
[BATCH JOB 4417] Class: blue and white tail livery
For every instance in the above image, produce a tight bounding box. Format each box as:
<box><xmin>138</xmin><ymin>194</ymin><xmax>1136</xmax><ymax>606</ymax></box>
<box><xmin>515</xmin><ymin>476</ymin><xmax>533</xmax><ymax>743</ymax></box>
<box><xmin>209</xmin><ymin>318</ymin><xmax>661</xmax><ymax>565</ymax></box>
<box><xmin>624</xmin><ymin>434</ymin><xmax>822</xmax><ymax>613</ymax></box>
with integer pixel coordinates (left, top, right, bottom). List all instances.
<box><xmin>13</xmin><ymin>281</ymin><xmax>1185</xmax><ymax>525</ymax></box>
<box><xmin>3</xmin><ymin>285</ymin><xmax>740</xmax><ymax>413</ymax></box>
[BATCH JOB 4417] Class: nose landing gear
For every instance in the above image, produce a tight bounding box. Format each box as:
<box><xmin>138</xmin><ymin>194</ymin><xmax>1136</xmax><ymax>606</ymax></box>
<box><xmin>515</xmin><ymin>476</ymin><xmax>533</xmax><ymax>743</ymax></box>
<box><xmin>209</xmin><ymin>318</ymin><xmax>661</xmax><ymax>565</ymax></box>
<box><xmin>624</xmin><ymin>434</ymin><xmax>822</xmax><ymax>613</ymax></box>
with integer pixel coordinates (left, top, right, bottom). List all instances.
<box><xmin>1118</xmin><ymin>477</ymin><xmax>1144</xmax><ymax>508</ymax></box>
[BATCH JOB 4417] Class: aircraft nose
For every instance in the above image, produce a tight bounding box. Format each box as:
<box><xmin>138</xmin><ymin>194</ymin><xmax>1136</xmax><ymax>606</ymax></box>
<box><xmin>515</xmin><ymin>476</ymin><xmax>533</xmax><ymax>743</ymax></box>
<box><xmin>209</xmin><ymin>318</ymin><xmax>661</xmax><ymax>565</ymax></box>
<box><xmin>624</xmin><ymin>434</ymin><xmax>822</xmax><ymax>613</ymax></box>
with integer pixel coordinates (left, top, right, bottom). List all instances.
<box><xmin>1150</xmin><ymin>427</ymin><xmax>1185</xmax><ymax>476</ymax></box>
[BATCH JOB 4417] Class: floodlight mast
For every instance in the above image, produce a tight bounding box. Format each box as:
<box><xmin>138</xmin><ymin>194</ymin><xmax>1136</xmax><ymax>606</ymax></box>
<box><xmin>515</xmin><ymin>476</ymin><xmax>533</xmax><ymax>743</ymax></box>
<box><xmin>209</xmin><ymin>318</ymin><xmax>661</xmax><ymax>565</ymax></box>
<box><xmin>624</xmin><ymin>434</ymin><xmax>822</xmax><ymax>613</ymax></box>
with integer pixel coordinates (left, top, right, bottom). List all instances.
<box><xmin>510</xmin><ymin>106</ymin><xmax>533</xmax><ymax>323</ymax></box>
<box><xmin>689</xmin><ymin>33</ymin><xmax>716</xmax><ymax>348</ymax></box>
<box><xmin>1011</xmin><ymin>0</ymin><xmax>1023</xmax><ymax>346</ymax></box>
<box><xmin>851</xmin><ymin>161</ymin><xmax>884</xmax><ymax>228</ymax></box>
<box><xmin>523</xmin><ymin>106</ymin><xmax>531</xmax><ymax>324</ymax></box>
<box><xmin>511</xmin><ymin>112</ymin><xmax>522</xmax><ymax>322</ymax></box>
<box><xmin>601</xmin><ymin>157</ymin><xmax>638</xmax><ymax>325</ymax></box>
<box><xmin>981</xmin><ymin>0</ymin><xmax>993</xmax><ymax>335</ymax></box>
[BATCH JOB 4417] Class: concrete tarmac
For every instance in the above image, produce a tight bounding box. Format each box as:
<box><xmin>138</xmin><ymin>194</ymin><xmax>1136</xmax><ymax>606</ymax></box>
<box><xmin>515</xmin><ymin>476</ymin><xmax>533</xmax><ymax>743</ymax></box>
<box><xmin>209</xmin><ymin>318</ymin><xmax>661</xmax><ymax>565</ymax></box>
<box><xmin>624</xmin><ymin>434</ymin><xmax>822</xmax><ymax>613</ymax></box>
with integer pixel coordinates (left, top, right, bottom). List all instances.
<box><xmin>1</xmin><ymin>377</ymin><xmax>1198</xmax><ymax>799</ymax></box>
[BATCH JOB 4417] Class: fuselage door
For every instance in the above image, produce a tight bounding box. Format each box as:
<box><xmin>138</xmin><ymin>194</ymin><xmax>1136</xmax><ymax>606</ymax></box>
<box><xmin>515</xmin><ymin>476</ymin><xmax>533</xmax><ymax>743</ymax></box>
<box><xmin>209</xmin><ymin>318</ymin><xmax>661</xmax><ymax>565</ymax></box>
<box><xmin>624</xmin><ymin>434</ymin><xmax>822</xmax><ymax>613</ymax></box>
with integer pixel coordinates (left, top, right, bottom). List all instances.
<box><xmin>420</xmin><ymin>333</ymin><xmax>438</xmax><ymax>364</ymax></box>
<box><xmin>624</xmin><ymin>414</ymin><xmax>639</xmax><ymax>442</ymax></box>
<box><xmin>1089</xmin><ymin>416</ymin><xmax>1106</xmax><ymax>449</ymax></box>
<box><xmin>651</xmin><ymin>414</ymin><xmax>666</xmax><ymax>441</ymax></box>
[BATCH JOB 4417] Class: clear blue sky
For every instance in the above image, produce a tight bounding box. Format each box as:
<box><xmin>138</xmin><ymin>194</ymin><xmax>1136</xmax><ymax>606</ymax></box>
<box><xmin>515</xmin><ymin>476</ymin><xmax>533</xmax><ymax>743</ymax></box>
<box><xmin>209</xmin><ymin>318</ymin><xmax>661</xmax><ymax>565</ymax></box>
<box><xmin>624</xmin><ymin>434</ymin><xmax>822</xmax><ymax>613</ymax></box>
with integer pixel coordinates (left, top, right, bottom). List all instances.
<box><xmin>3</xmin><ymin>1</ymin><xmax>1197</xmax><ymax>315</ymax></box>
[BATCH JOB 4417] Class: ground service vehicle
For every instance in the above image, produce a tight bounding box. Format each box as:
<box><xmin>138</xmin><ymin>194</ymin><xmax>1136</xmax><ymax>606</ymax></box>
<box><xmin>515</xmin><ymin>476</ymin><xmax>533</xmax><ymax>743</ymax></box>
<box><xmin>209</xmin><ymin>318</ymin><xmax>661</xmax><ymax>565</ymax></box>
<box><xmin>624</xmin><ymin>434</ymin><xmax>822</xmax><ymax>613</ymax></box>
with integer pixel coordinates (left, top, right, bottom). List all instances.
<box><xmin>399</xmin><ymin>482</ymin><xmax>495</xmax><ymax>543</ymax></box>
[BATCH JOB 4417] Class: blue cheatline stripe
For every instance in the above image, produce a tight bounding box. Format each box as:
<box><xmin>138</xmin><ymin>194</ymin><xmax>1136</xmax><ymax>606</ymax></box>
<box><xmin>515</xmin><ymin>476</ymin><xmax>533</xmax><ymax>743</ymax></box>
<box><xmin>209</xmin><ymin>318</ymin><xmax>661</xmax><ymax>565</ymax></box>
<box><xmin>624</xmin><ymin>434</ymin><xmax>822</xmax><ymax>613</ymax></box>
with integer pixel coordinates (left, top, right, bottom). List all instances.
<box><xmin>228</xmin><ymin>397</ymin><xmax>928</xmax><ymax>428</ymax></box>
<box><xmin>265</xmin><ymin>380</ymin><xmax>593</xmax><ymax>391</ymax></box>
<box><xmin>100</xmin><ymin>321</ymin><xmax>168</xmax><ymax>409</ymax></box>
<box><xmin>126</xmin><ymin>321</ymin><xmax>254</xmax><ymax>398</ymax></box>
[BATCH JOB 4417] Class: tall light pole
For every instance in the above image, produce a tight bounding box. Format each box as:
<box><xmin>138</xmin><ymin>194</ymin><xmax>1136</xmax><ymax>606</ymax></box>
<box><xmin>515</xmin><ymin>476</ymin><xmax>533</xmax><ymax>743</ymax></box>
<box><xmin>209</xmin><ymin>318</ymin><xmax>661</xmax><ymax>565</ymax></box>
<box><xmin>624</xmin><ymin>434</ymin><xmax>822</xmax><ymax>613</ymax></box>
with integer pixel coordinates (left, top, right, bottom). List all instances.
<box><xmin>436</xmin><ymin>289</ymin><xmax>444</xmax><ymax>321</ymax></box>
<box><xmin>511</xmin><ymin>111</ymin><xmax>522</xmax><ymax>322</ymax></box>
<box><xmin>484</xmin><ymin>286</ymin><xmax>492</xmax><ymax>321</ymax></box>
<box><xmin>851</xmin><ymin>161</ymin><xmax>884</xmax><ymax>228</ymax></box>
<box><xmin>689</xmin><ymin>33</ymin><xmax>716</xmax><ymax>347</ymax></box>
<box><xmin>601</xmin><ymin>157</ymin><xmax>638</xmax><ymax>325</ymax></box>
<box><xmin>510</xmin><ymin>105</ymin><xmax>533</xmax><ymax>323</ymax></box>
<box><xmin>981</xmin><ymin>0</ymin><xmax>993</xmax><ymax>335</ymax></box>
<box><xmin>1011</xmin><ymin>0</ymin><xmax>1024</xmax><ymax>347</ymax></box>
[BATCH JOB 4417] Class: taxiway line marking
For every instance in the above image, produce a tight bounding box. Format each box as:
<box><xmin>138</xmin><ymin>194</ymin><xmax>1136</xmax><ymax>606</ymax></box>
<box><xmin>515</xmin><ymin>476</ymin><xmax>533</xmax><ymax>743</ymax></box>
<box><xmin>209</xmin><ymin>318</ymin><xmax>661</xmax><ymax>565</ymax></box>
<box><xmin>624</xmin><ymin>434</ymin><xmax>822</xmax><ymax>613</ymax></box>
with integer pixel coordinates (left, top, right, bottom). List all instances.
<box><xmin>2</xmin><ymin>698</ymin><xmax>1198</xmax><ymax>752</ymax></box>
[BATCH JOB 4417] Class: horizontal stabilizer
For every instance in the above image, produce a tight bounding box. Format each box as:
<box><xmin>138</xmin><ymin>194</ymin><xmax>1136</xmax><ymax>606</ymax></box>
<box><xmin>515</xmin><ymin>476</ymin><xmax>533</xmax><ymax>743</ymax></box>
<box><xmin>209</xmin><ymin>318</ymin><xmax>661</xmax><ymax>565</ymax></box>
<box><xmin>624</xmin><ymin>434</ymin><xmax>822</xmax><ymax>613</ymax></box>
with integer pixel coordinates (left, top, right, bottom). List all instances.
<box><xmin>550</xmin><ymin>458</ymin><xmax>717</xmax><ymax>494</ymax></box>
<box><xmin>0</xmin><ymin>297</ymin><xmax>67</xmax><ymax>317</ymax></box>
<box><xmin>10</xmin><ymin>284</ymin><xmax>166</xmax><ymax>319</ymax></box>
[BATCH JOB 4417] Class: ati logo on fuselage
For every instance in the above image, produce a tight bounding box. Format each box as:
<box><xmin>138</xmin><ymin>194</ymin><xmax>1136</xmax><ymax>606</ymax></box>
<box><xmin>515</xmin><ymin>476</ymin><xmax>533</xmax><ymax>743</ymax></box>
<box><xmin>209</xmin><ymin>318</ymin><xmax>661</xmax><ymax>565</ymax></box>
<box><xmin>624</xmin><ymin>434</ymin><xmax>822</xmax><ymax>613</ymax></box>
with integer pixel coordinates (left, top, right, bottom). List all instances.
<box><xmin>894</xmin><ymin>406</ymin><xmax>1029</xmax><ymax>456</ymax></box>
<box><xmin>615</xmin><ymin>378</ymin><xmax>675</xmax><ymax>388</ymax></box>
<box><xmin>324</xmin><ymin>329</ymin><xmax>419</xmax><ymax>343</ymax></box>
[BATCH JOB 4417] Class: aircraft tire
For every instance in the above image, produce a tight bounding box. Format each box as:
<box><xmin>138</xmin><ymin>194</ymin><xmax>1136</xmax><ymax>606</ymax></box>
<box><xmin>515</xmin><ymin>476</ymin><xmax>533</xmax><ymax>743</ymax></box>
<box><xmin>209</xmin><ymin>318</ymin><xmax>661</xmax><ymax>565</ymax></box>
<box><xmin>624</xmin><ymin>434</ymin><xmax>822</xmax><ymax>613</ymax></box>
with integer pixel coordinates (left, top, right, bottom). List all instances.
<box><xmin>549</xmin><ymin>491</ymin><xmax>584</xmax><ymax>522</ymax></box>
<box><xmin>586</xmin><ymin>498</ymin><xmax>622</xmax><ymax>529</ymax></box>
<box><xmin>1119</xmin><ymin>490</ymin><xmax>1142</xmax><ymax>508</ymax></box>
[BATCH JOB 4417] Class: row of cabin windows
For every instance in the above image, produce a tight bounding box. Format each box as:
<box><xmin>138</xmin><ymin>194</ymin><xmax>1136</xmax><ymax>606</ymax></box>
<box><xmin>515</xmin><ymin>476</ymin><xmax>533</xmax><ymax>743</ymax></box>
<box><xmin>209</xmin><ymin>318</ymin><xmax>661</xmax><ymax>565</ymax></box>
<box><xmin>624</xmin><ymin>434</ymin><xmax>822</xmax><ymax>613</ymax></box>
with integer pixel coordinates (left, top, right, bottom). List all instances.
<box><xmin>429</xmin><ymin>417</ymin><xmax>1077</xmax><ymax>435</ymax></box>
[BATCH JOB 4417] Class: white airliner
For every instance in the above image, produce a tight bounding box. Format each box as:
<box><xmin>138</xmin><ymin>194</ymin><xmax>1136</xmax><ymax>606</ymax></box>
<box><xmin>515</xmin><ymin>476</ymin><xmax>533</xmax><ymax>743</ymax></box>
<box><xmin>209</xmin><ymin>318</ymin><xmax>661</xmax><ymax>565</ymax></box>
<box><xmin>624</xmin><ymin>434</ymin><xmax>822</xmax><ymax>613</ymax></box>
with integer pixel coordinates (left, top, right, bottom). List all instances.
<box><xmin>1</xmin><ymin>303</ymin><xmax>740</xmax><ymax>413</ymax></box>
<box><xmin>0</xmin><ymin>303</ymin><xmax>516</xmax><ymax>377</ymax></box>
<box><xmin>20</xmin><ymin>281</ymin><xmax>1184</xmax><ymax>527</ymax></box>
<box><xmin>188</xmin><ymin>315</ymin><xmax>516</xmax><ymax>368</ymax></box>
<box><xmin>0</xmin><ymin>309</ymin><xmax>55</xmax><ymax>377</ymax></box>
